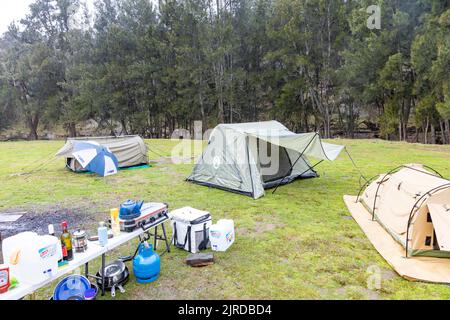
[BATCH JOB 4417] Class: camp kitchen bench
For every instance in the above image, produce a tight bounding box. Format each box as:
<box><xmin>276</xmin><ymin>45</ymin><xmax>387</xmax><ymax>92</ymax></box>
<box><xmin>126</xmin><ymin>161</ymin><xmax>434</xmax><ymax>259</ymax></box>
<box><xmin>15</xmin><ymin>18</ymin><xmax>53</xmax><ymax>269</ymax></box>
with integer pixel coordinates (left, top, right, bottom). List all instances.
<box><xmin>0</xmin><ymin>218</ymin><xmax>170</xmax><ymax>300</ymax></box>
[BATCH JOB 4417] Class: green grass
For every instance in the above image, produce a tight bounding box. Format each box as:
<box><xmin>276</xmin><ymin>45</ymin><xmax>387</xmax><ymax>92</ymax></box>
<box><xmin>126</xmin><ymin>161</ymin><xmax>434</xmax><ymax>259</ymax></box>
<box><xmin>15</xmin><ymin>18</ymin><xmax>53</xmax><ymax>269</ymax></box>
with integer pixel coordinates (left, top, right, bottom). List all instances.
<box><xmin>0</xmin><ymin>138</ymin><xmax>449</xmax><ymax>300</ymax></box>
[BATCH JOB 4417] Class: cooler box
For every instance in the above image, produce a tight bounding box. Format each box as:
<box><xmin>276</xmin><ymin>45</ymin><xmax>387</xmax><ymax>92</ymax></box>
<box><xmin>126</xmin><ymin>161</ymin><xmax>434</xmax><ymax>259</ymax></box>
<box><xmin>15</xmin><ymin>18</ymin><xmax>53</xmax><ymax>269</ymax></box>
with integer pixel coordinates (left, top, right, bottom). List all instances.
<box><xmin>2</xmin><ymin>232</ymin><xmax>63</xmax><ymax>285</ymax></box>
<box><xmin>209</xmin><ymin>219</ymin><xmax>235</xmax><ymax>252</ymax></box>
<box><xmin>169</xmin><ymin>207</ymin><xmax>211</xmax><ymax>253</ymax></box>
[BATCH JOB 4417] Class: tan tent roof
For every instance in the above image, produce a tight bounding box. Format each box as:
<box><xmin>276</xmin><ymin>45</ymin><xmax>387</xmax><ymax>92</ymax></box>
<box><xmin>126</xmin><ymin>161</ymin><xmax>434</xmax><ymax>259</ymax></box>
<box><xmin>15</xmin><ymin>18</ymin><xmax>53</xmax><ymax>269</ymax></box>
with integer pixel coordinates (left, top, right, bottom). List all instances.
<box><xmin>361</xmin><ymin>165</ymin><xmax>448</xmax><ymax>233</ymax></box>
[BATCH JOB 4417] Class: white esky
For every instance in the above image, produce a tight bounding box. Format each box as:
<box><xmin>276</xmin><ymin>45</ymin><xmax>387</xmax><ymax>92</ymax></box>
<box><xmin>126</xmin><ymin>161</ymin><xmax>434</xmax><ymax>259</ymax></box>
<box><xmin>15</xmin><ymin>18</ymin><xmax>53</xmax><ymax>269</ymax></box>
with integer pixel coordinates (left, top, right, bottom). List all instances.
<box><xmin>0</xmin><ymin>0</ymin><xmax>95</xmax><ymax>35</ymax></box>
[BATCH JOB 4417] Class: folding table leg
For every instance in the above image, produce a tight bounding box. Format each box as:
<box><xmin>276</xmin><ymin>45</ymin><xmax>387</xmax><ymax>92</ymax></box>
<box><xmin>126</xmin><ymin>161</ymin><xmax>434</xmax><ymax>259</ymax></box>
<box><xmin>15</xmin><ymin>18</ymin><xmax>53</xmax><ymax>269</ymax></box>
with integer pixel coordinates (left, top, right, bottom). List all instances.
<box><xmin>85</xmin><ymin>262</ymin><xmax>89</xmax><ymax>278</ymax></box>
<box><xmin>101</xmin><ymin>253</ymin><xmax>106</xmax><ymax>296</ymax></box>
<box><xmin>154</xmin><ymin>226</ymin><xmax>158</xmax><ymax>250</ymax></box>
<box><xmin>161</xmin><ymin>222</ymin><xmax>171</xmax><ymax>254</ymax></box>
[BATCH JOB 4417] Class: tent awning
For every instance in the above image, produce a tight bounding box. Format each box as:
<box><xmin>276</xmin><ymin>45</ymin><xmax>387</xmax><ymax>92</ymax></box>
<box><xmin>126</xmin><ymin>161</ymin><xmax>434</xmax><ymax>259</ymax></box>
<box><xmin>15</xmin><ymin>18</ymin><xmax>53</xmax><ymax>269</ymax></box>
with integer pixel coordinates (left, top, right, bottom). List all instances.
<box><xmin>247</xmin><ymin>131</ymin><xmax>344</xmax><ymax>161</ymax></box>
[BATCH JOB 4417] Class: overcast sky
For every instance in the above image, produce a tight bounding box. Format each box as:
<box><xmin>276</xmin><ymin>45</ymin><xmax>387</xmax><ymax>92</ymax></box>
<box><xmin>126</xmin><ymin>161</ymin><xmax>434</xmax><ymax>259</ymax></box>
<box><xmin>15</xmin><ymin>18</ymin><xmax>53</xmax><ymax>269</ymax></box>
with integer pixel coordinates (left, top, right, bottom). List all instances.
<box><xmin>0</xmin><ymin>0</ymin><xmax>95</xmax><ymax>35</ymax></box>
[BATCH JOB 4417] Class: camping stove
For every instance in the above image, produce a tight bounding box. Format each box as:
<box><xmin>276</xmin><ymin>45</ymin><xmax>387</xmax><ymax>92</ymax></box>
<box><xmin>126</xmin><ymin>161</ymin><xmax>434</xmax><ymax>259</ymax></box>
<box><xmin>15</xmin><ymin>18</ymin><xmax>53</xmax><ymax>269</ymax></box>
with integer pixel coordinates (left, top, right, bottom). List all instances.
<box><xmin>119</xmin><ymin>202</ymin><xmax>169</xmax><ymax>232</ymax></box>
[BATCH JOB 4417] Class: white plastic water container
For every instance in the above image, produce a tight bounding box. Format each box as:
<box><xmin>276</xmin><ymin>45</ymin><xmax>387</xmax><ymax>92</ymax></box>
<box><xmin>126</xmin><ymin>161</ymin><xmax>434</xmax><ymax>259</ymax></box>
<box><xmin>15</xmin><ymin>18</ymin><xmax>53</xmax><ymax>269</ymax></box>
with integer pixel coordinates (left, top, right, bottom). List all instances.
<box><xmin>2</xmin><ymin>232</ymin><xmax>63</xmax><ymax>285</ymax></box>
<box><xmin>209</xmin><ymin>219</ymin><xmax>235</xmax><ymax>252</ymax></box>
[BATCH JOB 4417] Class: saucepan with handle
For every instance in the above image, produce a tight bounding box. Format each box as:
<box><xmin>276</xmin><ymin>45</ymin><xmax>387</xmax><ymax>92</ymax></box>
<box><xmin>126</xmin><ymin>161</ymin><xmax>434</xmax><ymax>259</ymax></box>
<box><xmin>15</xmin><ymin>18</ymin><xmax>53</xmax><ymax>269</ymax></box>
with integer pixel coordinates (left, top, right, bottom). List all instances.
<box><xmin>96</xmin><ymin>259</ymin><xmax>129</xmax><ymax>298</ymax></box>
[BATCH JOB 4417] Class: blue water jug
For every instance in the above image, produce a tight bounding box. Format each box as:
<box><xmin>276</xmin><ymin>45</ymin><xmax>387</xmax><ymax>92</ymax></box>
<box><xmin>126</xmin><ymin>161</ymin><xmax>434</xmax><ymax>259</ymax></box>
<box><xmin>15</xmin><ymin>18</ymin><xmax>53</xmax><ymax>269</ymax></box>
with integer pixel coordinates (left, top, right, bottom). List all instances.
<box><xmin>133</xmin><ymin>242</ymin><xmax>160</xmax><ymax>284</ymax></box>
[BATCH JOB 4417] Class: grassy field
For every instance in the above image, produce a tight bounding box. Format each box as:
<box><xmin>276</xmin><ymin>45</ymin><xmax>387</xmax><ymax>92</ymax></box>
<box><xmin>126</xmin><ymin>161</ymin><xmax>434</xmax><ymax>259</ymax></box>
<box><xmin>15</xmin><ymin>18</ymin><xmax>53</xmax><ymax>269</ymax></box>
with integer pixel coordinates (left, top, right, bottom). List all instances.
<box><xmin>0</xmin><ymin>138</ymin><xmax>449</xmax><ymax>300</ymax></box>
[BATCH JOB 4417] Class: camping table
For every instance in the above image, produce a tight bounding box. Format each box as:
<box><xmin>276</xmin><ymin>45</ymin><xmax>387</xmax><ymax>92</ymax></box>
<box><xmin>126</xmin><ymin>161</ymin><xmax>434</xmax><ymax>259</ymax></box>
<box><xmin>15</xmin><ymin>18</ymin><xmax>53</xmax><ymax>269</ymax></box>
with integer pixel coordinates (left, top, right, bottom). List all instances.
<box><xmin>0</xmin><ymin>218</ymin><xmax>170</xmax><ymax>300</ymax></box>
<box><xmin>86</xmin><ymin>218</ymin><xmax>171</xmax><ymax>296</ymax></box>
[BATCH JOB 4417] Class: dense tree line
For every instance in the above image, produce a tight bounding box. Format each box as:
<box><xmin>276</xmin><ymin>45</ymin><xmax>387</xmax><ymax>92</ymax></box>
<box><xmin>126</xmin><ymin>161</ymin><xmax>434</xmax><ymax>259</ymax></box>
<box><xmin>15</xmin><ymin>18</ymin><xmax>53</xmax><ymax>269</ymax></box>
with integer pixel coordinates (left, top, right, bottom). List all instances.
<box><xmin>0</xmin><ymin>0</ymin><xmax>448</xmax><ymax>143</ymax></box>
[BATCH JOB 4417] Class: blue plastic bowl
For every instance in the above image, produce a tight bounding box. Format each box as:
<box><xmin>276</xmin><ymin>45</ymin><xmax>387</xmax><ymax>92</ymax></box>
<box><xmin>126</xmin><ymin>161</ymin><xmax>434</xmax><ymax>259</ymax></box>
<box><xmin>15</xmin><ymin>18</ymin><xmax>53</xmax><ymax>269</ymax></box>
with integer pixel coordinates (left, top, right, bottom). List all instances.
<box><xmin>53</xmin><ymin>275</ymin><xmax>91</xmax><ymax>301</ymax></box>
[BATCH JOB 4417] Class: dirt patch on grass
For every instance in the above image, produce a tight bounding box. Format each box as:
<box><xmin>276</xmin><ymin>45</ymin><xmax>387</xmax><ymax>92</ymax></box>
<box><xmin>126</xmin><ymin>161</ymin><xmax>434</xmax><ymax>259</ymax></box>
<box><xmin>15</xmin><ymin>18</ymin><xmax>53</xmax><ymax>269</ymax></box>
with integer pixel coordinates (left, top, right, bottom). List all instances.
<box><xmin>335</xmin><ymin>285</ymin><xmax>381</xmax><ymax>300</ymax></box>
<box><xmin>381</xmin><ymin>268</ymin><xmax>397</xmax><ymax>281</ymax></box>
<box><xmin>0</xmin><ymin>205</ymin><xmax>97</xmax><ymax>239</ymax></box>
<box><xmin>237</xmin><ymin>220</ymin><xmax>285</xmax><ymax>238</ymax></box>
<box><xmin>0</xmin><ymin>200</ymin><xmax>108</xmax><ymax>240</ymax></box>
<box><xmin>0</xmin><ymin>201</ymin><xmax>107</xmax><ymax>263</ymax></box>
<box><xmin>253</xmin><ymin>221</ymin><xmax>281</xmax><ymax>234</ymax></box>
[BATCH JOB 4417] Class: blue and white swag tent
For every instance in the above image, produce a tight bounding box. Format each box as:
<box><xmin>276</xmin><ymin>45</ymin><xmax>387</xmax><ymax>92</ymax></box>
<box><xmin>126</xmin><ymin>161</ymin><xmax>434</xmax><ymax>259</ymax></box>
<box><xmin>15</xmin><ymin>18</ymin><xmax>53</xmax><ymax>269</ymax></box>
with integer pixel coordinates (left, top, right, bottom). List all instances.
<box><xmin>57</xmin><ymin>141</ymin><xmax>119</xmax><ymax>177</ymax></box>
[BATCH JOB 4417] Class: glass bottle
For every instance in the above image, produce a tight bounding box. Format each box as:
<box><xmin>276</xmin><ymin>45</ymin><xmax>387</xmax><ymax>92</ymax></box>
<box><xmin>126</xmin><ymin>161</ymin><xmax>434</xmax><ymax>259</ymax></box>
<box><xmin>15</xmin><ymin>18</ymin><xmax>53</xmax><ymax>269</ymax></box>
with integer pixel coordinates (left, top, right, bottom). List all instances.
<box><xmin>60</xmin><ymin>221</ymin><xmax>73</xmax><ymax>261</ymax></box>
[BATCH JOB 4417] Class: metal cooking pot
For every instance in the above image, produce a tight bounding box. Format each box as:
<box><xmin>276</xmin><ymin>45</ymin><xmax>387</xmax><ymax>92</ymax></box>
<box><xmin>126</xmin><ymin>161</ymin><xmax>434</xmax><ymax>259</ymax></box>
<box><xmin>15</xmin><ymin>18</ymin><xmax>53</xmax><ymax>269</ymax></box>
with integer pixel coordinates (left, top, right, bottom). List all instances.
<box><xmin>72</xmin><ymin>229</ymin><xmax>88</xmax><ymax>253</ymax></box>
<box><xmin>96</xmin><ymin>260</ymin><xmax>129</xmax><ymax>298</ymax></box>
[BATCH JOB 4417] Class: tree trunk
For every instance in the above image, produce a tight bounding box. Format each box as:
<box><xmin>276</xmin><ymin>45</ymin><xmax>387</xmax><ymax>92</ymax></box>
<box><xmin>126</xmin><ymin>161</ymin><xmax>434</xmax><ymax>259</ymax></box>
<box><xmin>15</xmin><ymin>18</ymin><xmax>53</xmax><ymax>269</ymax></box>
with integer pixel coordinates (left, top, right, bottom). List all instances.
<box><xmin>431</xmin><ymin>123</ymin><xmax>436</xmax><ymax>145</ymax></box>
<box><xmin>120</xmin><ymin>119</ymin><xmax>128</xmax><ymax>135</ymax></box>
<box><xmin>199</xmin><ymin>87</ymin><xmax>206</xmax><ymax>132</ymax></box>
<box><xmin>67</xmin><ymin>122</ymin><xmax>77</xmax><ymax>138</ymax></box>
<box><xmin>445</xmin><ymin>120</ymin><xmax>450</xmax><ymax>144</ymax></box>
<box><xmin>304</xmin><ymin>109</ymin><xmax>309</xmax><ymax>132</ymax></box>
<box><xmin>404</xmin><ymin>97</ymin><xmax>412</xmax><ymax>141</ymax></box>
<box><xmin>324</xmin><ymin>109</ymin><xmax>331</xmax><ymax>138</ymax></box>
<box><xmin>348</xmin><ymin>103</ymin><xmax>356</xmax><ymax>139</ymax></box>
<box><xmin>217</xmin><ymin>66</ymin><xmax>224</xmax><ymax>123</ymax></box>
<box><xmin>424</xmin><ymin>118</ymin><xmax>429</xmax><ymax>144</ymax></box>
<box><xmin>440</xmin><ymin>121</ymin><xmax>448</xmax><ymax>144</ymax></box>
<box><xmin>27</xmin><ymin>115</ymin><xmax>39</xmax><ymax>140</ymax></box>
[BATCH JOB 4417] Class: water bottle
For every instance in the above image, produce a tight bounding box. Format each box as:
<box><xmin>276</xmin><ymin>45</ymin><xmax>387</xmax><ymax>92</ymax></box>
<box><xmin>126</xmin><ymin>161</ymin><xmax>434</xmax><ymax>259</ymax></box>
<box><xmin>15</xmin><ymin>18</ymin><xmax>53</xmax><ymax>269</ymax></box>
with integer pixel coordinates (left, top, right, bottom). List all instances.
<box><xmin>98</xmin><ymin>222</ymin><xmax>108</xmax><ymax>247</ymax></box>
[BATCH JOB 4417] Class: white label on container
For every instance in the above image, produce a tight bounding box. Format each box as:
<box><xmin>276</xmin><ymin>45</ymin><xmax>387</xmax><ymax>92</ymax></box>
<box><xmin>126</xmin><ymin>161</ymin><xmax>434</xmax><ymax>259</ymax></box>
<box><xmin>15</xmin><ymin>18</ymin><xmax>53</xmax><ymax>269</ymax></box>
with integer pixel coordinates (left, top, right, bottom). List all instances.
<box><xmin>210</xmin><ymin>231</ymin><xmax>221</xmax><ymax>238</ymax></box>
<box><xmin>39</xmin><ymin>244</ymin><xmax>57</xmax><ymax>260</ymax></box>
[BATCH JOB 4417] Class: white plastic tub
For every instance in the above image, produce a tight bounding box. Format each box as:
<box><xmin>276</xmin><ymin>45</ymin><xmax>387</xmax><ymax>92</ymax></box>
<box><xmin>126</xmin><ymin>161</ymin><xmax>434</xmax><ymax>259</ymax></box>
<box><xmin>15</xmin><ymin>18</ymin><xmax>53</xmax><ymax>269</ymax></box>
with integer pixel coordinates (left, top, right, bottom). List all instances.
<box><xmin>209</xmin><ymin>219</ymin><xmax>235</xmax><ymax>252</ymax></box>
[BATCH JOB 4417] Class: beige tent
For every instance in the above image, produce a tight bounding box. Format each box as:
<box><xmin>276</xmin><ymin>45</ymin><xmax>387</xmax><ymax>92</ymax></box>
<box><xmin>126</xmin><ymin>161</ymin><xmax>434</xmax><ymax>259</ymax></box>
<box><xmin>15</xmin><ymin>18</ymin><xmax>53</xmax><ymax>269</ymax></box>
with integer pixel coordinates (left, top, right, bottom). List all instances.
<box><xmin>56</xmin><ymin>135</ymin><xmax>148</xmax><ymax>171</ymax></box>
<box><xmin>344</xmin><ymin>164</ymin><xmax>450</xmax><ymax>283</ymax></box>
<box><xmin>358</xmin><ymin>164</ymin><xmax>450</xmax><ymax>258</ymax></box>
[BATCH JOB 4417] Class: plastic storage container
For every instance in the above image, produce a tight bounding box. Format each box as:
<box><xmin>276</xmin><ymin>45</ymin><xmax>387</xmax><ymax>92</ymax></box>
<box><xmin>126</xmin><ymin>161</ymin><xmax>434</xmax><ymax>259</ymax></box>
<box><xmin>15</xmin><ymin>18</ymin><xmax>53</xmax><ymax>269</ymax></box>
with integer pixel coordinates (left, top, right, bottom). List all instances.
<box><xmin>2</xmin><ymin>232</ymin><xmax>63</xmax><ymax>285</ymax></box>
<box><xmin>209</xmin><ymin>219</ymin><xmax>235</xmax><ymax>252</ymax></box>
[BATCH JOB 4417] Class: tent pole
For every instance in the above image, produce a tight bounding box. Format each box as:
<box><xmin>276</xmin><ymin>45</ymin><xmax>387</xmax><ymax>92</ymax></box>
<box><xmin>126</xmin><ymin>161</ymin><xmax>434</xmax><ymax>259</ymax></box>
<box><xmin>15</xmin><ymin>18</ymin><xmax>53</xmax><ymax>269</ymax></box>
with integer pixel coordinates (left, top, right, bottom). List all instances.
<box><xmin>246</xmin><ymin>136</ymin><xmax>255</xmax><ymax>198</ymax></box>
<box><xmin>296</xmin><ymin>160</ymin><xmax>324</xmax><ymax>178</ymax></box>
<box><xmin>272</xmin><ymin>133</ymin><xmax>319</xmax><ymax>194</ymax></box>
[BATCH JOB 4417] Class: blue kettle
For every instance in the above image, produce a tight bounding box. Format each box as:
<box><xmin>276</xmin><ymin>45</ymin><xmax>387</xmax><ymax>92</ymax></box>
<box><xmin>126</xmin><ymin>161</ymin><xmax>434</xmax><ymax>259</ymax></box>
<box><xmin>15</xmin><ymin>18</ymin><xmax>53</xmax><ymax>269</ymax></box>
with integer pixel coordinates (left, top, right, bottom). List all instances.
<box><xmin>133</xmin><ymin>242</ymin><xmax>160</xmax><ymax>284</ymax></box>
<box><xmin>119</xmin><ymin>200</ymin><xmax>144</xmax><ymax>220</ymax></box>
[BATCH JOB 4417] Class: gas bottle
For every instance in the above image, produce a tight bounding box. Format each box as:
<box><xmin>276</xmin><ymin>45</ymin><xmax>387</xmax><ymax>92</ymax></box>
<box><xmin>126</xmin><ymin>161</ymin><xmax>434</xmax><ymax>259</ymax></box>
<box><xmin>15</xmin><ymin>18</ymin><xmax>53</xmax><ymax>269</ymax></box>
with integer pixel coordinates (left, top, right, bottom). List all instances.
<box><xmin>133</xmin><ymin>242</ymin><xmax>160</xmax><ymax>284</ymax></box>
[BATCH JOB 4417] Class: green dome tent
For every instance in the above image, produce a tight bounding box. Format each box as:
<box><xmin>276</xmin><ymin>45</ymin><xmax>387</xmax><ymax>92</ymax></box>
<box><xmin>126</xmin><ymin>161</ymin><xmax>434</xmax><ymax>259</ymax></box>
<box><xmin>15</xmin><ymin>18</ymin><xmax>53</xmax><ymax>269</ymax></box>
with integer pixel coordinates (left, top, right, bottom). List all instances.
<box><xmin>187</xmin><ymin>121</ymin><xmax>344</xmax><ymax>199</ymax></box>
